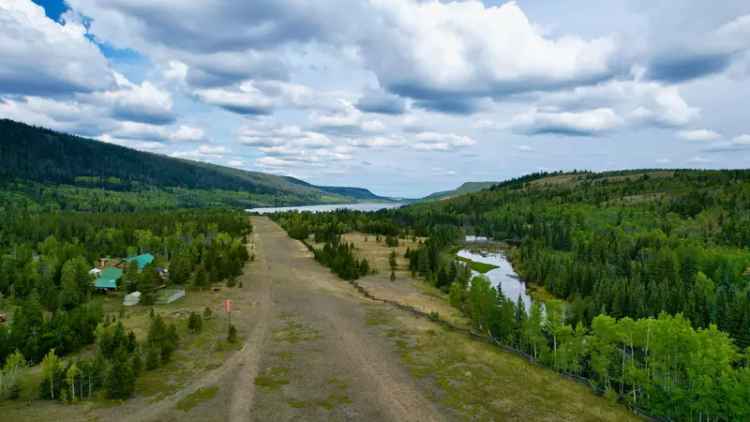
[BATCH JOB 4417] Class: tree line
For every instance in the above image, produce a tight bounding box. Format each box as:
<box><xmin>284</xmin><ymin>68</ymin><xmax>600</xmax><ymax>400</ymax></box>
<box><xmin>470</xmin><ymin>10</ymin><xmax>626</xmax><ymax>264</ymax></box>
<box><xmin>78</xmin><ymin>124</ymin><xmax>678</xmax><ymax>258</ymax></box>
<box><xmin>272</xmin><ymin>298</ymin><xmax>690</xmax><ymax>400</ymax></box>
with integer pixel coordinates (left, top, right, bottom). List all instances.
<box><xmin>0</xmin><ymin>209</ymin><xmax>251</xmax><ymax>369</ymax></box>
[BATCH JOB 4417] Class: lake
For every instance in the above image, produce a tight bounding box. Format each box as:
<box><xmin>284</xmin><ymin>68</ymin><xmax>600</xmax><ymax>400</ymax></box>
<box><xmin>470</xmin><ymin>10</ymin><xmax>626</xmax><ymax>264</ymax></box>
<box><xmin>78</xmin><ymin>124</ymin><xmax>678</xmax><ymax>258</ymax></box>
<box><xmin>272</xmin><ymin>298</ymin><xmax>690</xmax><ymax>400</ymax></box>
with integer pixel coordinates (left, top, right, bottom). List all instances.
<box><xmin>246</xmin><ymin>202</ymin><xmax>403</xmax><ymax>214</ymax></box>
<box><xmin>457</xmin><ymin>249</ymin><xmax>533</xmax><ymax>310</ymax></box>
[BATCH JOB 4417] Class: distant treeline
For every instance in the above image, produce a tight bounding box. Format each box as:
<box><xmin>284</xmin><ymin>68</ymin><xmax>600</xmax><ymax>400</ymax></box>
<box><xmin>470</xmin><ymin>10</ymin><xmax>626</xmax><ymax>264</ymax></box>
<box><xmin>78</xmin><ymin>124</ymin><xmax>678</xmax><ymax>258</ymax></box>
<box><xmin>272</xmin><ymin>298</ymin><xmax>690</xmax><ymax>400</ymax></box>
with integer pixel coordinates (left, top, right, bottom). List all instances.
<box><xmin>0</xmin><ymin>119</ymin><xmax>380</xmax><ymax>210</ymax></box>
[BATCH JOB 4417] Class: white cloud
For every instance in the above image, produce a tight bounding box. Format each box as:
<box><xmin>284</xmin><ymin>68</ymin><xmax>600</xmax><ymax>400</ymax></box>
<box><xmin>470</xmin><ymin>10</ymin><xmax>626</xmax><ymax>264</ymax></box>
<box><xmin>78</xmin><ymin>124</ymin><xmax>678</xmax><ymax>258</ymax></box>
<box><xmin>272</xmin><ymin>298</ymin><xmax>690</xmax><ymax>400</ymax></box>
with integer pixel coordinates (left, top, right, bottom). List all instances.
<box><xmin>687</xmin><ymin>156</ymin><xmax>713</xmax><ymax>164</ymax></box>
<box><xmin>98</xmin><ymin>134</ymin><xmax>166</xmax><ymax>152</ymax></box>
<box><xmin>733</xmin><ymin>134</ymin><xmax>750</xmax><ymax>145</ymax></box>
<box><xmin>543</xmin><ymin>71</ymin><xmax>700</xmax><ymax>129</ymax></box>
<box><xmin>194</xmin><ymin>83</ymin><xmax>275</xmax><ymax>115</ymax></box>
<box><xmin>363</xmin><ymin>0</ymin><xmax>617</xmax><ymax>108</ymax></box>
<box><xmin>171</xmin><ymin>125</ymin><xmax>207</xmax><ymax>143</ymax></box>
<box><xmin>109</xmin><ymin>121</ymin><xmax>208</xmax><ymax>144</ymax></box>
<box><xmin>412</xmin><ymin>132</ymin><xmax>476</xmax><ymax>151</ymax></box>
<box><xmin>84</xmin><ymin>73</ymin><xmax>175</xmax><ymax>124</ymax></box>
<box><xmin>677</xmin><ymin>129</ymin><xmax>722</xmax><ymax>141</ymax></box>
<box><xmin>509</xmin><ymin>107</ymin><xmax>623</xmax><ymax>136</ymax></box>
<box><xmin>171</xmin><ymin>144</ymin><xmax>228</xmax><ymax>161</ymax></box>
<box><xmin>0</xmin><ymin>1</ymin><xmax>113</xmax><ymax>96</ymax></box>
<box><xmin>312</xmin><ymin>100</ymin><xmax>385</xmax><ymax>134</ymax></box>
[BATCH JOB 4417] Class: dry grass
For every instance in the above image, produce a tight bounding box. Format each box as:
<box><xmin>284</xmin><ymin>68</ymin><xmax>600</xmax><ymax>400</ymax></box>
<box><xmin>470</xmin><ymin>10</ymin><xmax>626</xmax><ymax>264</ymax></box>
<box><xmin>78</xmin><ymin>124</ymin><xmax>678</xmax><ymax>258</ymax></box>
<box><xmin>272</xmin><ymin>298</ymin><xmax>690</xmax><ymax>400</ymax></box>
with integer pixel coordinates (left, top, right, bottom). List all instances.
<box><xmin>342</xmin><ymin>232</ymin><xmax>470</xmax><ymax>328</ymax></box>
<box><xmin>366</xmin><ymin>306</ymin><xmax>640</xmax><ymax>421</ymax></box>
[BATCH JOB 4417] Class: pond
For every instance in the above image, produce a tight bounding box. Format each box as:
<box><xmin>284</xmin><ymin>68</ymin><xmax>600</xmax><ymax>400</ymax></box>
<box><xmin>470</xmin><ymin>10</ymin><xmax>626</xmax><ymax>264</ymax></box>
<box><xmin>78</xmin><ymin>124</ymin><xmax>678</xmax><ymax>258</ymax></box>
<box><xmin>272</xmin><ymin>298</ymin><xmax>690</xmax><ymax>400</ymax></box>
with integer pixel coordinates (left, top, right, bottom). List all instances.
<box><xmin>246</xmin><ymin>202</ymin><xmax>403</xmax><ymax>214</ymax></box>
<box><xmin>457</xmin><ymin>249</ymin><xmax>533</xmax><ymax>310</ymax></box>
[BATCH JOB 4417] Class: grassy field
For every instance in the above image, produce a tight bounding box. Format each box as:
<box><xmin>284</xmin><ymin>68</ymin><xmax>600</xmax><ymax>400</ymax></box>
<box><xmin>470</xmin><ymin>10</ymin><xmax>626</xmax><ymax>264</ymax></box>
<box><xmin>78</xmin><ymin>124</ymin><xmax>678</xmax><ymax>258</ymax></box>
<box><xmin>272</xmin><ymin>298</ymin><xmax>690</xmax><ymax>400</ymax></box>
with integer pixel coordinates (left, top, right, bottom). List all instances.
<box><xmin>454</xmin><ymin>255</ymin><xmax>499</xmax><ymax>273</ymax></box>
<box><xmin>341</xmin><ymin>232</ymin><xmax>470</xmax><ymax>327</ymax></box>
<box><xmin>365</xmin><ymin>306</ymin><xmax>640</xmax><ymax>421</ymax></box>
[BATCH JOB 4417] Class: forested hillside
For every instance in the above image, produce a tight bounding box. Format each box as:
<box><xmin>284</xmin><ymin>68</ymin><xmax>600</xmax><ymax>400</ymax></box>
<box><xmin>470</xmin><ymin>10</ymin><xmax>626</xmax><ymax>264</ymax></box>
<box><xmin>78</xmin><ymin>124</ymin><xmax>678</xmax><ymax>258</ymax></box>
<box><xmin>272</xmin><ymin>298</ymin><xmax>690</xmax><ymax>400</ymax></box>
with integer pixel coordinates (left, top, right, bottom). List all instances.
<box><xmin>402</xmin><ymin>170</ymin><xmax>750</xmax><ymax>344</ymax></box>
<box><xmin>0</xmin><ymin>119</ymin><xmax>388</xmax><ymax>210</ymax></box>
<box><xmin>421</xmin><ymin>181</ymin><xmax>498</xmax><ymax>201</ymax></box>
<box><xmin>270</xmin><ymin>169</ymin><xmax>750</xmax><ymax>420</ymax></box>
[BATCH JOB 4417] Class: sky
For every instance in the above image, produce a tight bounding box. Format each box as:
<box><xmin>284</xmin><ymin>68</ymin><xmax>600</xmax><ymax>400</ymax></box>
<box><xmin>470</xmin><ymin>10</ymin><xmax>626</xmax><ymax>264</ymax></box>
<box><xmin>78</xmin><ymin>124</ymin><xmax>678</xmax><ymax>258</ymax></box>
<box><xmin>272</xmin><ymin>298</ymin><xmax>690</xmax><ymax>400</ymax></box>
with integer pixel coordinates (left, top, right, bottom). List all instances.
<box><xmin>1</xmin><ymin>0</ymin><xmax>749</xmax><ymax>197</ymax></box>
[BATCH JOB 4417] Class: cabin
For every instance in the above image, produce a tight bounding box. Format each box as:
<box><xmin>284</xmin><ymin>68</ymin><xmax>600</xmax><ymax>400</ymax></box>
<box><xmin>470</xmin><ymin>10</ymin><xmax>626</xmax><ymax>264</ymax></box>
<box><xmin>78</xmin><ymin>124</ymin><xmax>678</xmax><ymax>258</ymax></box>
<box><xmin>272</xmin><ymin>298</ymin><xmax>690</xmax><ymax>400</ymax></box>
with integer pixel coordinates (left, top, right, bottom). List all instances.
<box><xmin>124</xmin><ymin>253</ymin><xmax>154</xmax><ymax>271</ymax></box>
<box><xmin>94</xmin><ymin>267</ymin><xmax>123</xmax><ymax>291</ymax></box>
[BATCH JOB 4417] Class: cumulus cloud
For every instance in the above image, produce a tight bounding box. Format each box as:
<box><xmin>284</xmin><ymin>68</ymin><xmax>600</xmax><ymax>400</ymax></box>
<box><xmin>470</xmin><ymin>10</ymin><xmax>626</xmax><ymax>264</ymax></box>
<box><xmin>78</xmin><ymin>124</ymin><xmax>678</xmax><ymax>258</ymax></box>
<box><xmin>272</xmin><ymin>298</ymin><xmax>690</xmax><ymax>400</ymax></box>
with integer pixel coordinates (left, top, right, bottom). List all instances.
<box><xmin>238</xmin><ymin>124</ymin><xmax>333</xmax><ymax>149</ymax></box>
<box><xmin>645</xmin><ymin>12</ymin><xmax>750</xmax><ymax>82</ymax></box>
<box><xmin>84</xmin><ymin>73</ymin><xmax>176</xmax><ymax>125</ymax></box>
<box><xmin>412</xmin><ymin>132</ymin><xmax>476</xmax><ymax>151</ymax></box>
<box><xmin>194</xmin><ymin>83</ymin><xmax>275</xmax><ymax>115</ymax></box>
<box><xmin>193</xmin><ymin>80</ymin><xmax>324</xmax><ymax>115</ymax></box>
<box><xmin>312</xmin><ymin>100</ymin><xmax>385</xmax><ymax>134</ymax></box>
<box><xmin>702</xmin><ymin>134</ymin><xmax>750</xmax><ymax>153</ymax></box>
<box><xmin>509</xmin><ymin>107</ymin><xmax>623</xmax><ymax>136</ymax></box>
<box><xmin>542</xmin><ymin>71</ymin><xmax>700</xmax><ymax>129</ymax></box>
<box><xmin>361</xmin><ymin>0</ymin><xmax>618</xmax><ymax>111</ymax></box>
<box><xmin>171</xmin><ymin>144</ymin><xmax>228</xmax><ymax>161</ymax></box>
<box><xmin>355</xmin><ymin>90</ymin><xmax>408</xmax><ymax>115</ymax></box>
<box><xmin>110</xmin><ymin>121</ymin><xmax>208</xmax><ymax>144</ymax></box>
<box><xmin>677</xmin><ymin>129</ymin><xmax>722</xmax><ymax>141</ymax></box>
<box><xmin>0</xmin><ymin>1</ymin><xmax>114</xmax><ymax>96</ymax></box>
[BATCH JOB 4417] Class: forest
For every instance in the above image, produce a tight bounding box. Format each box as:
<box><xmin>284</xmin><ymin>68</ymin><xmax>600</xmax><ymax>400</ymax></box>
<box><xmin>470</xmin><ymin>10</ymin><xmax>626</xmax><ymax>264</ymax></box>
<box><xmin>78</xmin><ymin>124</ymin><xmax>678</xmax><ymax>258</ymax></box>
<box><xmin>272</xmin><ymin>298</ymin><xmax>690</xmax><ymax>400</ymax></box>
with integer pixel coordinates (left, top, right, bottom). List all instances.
<box><xmin>0</xmin><ymin>119</ymin><xmax>387</xmax><ymax>210</ymax></box>
<box><xmin>270</xmin><ymin>169</ymin><xmax>750</xmax><ymax>421</ymax></box>
<box><xmin>0</xmin><ymin>209</ymin><xmax>251</xmax><ymax>400</ymax></box>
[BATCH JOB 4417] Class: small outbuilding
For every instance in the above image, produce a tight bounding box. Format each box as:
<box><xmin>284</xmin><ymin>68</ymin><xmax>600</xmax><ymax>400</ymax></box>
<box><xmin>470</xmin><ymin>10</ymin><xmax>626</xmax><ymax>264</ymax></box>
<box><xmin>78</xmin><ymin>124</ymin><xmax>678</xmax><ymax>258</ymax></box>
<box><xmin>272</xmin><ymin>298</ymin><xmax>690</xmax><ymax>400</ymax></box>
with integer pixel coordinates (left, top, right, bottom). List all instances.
<box><xmin>94</xmin><ymin>267</ymin><xmax>123</xmax><ymax>290</ymax></box>
<box><xmin>125</xmin><ymin>253</ymin><xmax>154</xmax><ymax>270</ymax></box>
<box><xmin>123</xmin><ymin>291</ymin><xmax>141</xmax><ymax>306</ymax></box>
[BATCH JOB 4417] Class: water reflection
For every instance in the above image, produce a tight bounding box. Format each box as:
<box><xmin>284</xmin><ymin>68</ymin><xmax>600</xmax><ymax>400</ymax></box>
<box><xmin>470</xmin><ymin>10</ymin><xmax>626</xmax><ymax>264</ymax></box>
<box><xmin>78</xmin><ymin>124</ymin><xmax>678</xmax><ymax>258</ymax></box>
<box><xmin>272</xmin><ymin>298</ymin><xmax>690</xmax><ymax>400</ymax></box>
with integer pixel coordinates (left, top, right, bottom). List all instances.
<box><xmin>457</xmin><ymin>249</ymin><xmax>533</xmax><ymax>310</ymax></box>
<box><xmin>247</xmin><ymin>202</ymin><xmax>402</xmax><ymax>214</ymax></box>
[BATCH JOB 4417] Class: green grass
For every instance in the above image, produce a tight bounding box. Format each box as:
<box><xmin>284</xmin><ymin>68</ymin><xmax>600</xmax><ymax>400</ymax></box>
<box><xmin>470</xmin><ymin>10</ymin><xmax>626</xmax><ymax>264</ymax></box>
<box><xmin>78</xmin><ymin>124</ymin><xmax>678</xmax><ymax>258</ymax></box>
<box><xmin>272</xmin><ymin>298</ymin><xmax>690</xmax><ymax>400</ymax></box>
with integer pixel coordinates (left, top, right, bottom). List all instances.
<box><xmin>285</xmin><ymin>378</ymin><xmax>351</xmax><ymax>411</ymax></box>
<box><xmin>175</xmin><ymin>386</ymin><xmax>219</xmax><ymax>412</ymax></box>
<box><xmin>272</xmin><ymin>318</ymin><xmax>320</xmax><ymax>344</ymax></box>
<box><xmin>254</xmin><ymin>367</ymin><xmax>290</xmax><ymax>390</ymax></box>
<box><xmin>455</xmin><ymin>256</ymin><xmax>498</xmax><ymax>273</ymax></box>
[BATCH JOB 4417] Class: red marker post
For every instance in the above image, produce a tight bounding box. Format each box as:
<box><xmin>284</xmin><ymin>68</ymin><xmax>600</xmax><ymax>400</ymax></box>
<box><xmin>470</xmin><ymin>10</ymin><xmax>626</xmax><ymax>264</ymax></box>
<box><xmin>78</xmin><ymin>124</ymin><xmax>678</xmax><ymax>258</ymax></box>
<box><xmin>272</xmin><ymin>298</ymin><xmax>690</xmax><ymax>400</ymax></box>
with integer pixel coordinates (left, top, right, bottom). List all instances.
<box><xmin>224</xmin><ymin>299</ymin><xmax>232</xmax><ymax>327</ymax></box>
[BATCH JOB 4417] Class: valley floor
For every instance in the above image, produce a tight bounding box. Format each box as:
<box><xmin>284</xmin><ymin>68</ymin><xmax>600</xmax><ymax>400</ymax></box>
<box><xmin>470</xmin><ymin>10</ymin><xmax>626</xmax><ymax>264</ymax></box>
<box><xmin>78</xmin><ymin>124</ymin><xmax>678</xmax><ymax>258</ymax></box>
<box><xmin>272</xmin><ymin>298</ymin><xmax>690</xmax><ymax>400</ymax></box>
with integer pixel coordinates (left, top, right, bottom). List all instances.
<box><xmin>3</xmin><ymin>217</ymin><xmax>638</xmax><ymax>421</ymax></box>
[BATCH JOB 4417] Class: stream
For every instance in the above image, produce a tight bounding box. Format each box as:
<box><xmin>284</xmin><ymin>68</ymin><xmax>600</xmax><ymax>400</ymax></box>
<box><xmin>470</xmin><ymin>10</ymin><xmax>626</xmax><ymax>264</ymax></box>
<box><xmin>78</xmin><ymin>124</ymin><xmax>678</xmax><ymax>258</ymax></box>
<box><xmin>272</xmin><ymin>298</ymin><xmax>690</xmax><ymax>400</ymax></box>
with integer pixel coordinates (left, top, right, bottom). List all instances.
<box><xmin>457</xmin><ymin>248</ymin><xmax>533</xmax><ymax>310</ymax></box>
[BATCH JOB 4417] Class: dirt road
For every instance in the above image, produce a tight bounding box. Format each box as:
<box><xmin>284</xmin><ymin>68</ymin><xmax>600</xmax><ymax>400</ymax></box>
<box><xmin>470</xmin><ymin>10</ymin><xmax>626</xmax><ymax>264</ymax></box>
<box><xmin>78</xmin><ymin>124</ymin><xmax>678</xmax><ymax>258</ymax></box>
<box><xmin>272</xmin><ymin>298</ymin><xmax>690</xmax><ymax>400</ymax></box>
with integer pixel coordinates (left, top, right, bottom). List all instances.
<box><xmin>131</xmin><ymin>216</ymin><xmax>445</xmax><ymax>422</ymax></box>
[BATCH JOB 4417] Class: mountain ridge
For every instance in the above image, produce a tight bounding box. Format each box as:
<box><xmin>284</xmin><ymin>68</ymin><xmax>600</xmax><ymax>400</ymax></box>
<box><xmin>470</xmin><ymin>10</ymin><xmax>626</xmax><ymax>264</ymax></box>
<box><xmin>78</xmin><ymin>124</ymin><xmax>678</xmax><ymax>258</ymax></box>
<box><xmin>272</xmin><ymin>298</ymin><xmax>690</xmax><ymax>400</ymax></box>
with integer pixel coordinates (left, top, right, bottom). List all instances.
<box><xmin>0</xmin><ymin>119</ymin><xmax>391</xmax><ymax>208</ymax></box>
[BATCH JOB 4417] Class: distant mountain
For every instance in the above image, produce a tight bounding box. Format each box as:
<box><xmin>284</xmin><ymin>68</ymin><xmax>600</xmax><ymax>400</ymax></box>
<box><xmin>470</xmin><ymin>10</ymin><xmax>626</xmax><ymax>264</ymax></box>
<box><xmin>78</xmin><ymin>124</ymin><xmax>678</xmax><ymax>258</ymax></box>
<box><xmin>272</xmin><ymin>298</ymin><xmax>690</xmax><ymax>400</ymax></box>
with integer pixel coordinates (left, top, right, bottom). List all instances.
<box><xmin>0</xmin><ymin>119</ymin><xmax>391</xmax><ymax>209</ymax></box>
<box><xmin>421</xmin><ymin>181</ymin><xmax>498</xmax><ymax>201</ymax></box>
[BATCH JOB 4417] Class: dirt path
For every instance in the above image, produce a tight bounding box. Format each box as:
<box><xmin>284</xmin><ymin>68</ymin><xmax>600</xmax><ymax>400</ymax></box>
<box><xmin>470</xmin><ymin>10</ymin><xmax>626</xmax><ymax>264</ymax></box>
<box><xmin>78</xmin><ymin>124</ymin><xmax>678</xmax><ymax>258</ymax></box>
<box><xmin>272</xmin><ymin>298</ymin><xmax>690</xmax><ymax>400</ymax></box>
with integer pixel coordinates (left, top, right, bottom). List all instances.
<box><xmin>131</xmin><ymin>216</ymin><xmax>444</xmax><ymax>422</ymax></box>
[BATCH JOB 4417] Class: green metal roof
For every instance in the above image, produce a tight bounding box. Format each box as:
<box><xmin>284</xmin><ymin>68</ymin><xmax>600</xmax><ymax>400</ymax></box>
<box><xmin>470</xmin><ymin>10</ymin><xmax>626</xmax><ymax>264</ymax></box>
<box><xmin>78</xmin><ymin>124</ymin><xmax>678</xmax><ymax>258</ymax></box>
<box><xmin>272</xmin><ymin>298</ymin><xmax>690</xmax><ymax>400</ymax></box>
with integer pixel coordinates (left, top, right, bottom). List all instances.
<box><xmin>95</xmin><ymin>267</ymin><xmax>123</xmax><ymax>289</ymax></box>
<box><xmin>125</xmin><ymin>253</ymin><xmax>154</xmax><ymax>270</ymax></box>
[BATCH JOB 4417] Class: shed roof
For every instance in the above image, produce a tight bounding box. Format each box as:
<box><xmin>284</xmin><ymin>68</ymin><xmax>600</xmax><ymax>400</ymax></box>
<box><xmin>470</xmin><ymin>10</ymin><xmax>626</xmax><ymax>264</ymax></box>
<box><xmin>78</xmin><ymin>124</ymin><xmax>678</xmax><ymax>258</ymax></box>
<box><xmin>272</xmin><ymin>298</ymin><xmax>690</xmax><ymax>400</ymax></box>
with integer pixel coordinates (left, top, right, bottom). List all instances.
<box><xmin>125</xmin><ymin>253</ymin><xmax>154</xmax><ymax>270</ymax></box>
<box><xmin>95</xmin><ymin>267</ymin><xmax>123</xmax><ymax>289</ymax></box>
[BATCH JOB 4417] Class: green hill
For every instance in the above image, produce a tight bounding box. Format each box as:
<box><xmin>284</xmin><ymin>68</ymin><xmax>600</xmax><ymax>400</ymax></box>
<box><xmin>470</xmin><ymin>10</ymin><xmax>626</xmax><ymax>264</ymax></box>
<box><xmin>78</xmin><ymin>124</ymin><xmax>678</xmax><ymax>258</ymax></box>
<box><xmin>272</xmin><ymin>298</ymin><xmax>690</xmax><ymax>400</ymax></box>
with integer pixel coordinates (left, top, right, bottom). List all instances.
<box><xmin>421</xmin><ymin>181</ymin><xmax>498</xmax><ymax>201</ymax></box>
<box><xmin>0</xmin><ymin>119</ymin><xmax>389</xmax><ymax>210</ymax></box>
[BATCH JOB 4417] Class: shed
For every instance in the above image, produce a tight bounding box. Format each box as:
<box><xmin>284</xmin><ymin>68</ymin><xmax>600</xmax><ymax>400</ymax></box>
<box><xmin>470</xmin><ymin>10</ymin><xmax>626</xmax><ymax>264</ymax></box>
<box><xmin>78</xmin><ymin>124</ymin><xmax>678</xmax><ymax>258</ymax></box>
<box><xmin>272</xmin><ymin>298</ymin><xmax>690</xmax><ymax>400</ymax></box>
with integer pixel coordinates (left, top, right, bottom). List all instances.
<box><xmin>125</xmin><ymin>253</ymin><xmax>154</xmax><ymax>270</ymax></box>
<box><xmin>123</xmin><ymin>291</ymin><xmax>141</xmax><ymax>306</ymax></box>
<box><xmin>95</xmin><ymin>267</ymin><xmax>123</xmax><ymax>290</ymax></box>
